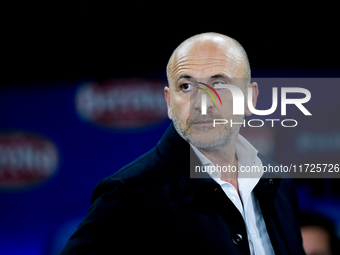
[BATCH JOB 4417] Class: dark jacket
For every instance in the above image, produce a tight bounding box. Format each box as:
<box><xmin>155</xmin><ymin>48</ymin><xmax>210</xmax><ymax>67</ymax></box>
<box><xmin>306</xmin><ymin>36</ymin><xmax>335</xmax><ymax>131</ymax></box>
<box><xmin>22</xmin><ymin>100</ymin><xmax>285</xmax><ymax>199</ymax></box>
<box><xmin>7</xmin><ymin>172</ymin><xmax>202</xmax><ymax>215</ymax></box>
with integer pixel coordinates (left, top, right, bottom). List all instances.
<box><xmin>61</xmin><ymin>123</ymin><xmax>305</xmax><ymax>255</ymax></box>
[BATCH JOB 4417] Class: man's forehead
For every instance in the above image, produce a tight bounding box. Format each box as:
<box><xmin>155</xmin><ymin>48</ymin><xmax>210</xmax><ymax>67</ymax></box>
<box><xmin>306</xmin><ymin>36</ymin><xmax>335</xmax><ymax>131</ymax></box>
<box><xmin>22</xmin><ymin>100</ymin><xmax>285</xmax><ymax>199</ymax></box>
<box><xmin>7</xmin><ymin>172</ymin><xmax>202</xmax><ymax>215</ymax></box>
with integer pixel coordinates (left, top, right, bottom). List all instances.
<box><xmin>167</xmin><ymin>33</ymin><xmax>250</xmax><ymax>84</ymax></box>
<box><xmin>172</xmin><ymin>54</ymin><xmax>244</xmax><ymax>81</ymax></box>
<box><xmin>171</xmin><ymin>41</ymin><xmax>243</xmax><ymax>74</ymax></box>
<box><xmin>176</xmin><ymin>73</ymin><xmax>230</xmax><ymax>82</ymax></box>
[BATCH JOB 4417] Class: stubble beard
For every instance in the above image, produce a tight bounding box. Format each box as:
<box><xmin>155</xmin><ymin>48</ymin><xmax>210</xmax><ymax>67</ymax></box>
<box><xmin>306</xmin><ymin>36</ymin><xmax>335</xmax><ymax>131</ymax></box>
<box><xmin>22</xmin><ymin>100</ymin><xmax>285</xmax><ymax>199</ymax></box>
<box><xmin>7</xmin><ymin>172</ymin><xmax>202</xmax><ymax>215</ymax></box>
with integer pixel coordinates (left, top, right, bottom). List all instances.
<box><xmin>170</xmin><ymin>105</ymin><xmax>243</xmax><ymax>149</ymax></box>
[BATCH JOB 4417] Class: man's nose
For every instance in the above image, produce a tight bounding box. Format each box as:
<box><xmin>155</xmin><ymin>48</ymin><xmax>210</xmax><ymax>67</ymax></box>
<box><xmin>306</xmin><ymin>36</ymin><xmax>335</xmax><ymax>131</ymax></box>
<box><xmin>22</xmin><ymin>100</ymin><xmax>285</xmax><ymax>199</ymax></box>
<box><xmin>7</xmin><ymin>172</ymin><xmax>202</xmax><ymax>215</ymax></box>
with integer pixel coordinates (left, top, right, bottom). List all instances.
<box><xmin>193</xmin><ymin>88</ymin><xmax>214</xmax><ymax>115</ymax></box>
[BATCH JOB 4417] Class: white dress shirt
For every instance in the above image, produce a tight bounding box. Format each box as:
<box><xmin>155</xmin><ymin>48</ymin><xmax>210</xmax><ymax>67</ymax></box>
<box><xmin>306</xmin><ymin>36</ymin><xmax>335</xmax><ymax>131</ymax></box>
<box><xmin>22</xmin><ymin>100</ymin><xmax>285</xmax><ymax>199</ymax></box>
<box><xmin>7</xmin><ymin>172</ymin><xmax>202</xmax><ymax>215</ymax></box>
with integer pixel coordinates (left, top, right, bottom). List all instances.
<box><xmin>190</xmin><ymin>134</ymin><xmax>275</xmax><ymax>255</ymax></box>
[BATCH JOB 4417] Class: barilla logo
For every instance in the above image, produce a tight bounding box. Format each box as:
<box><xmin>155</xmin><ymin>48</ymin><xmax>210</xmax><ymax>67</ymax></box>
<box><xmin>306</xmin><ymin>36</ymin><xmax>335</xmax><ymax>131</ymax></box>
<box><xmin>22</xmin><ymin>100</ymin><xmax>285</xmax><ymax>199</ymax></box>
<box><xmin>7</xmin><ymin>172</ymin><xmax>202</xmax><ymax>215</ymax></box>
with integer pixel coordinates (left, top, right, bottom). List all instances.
<box><xmin>75</xmin><ymin>78</ymin><xmax>168</xmax><ymax>129</ymax></box>
<box><xmin>199</xmin><ymin>83</ymin><xmax>311</xmax><ymax>127</ymax></box>
<box><xmin>0</xmin><ymin>132</ymin><xmax>59</xmax><ymax>190</ymax></box>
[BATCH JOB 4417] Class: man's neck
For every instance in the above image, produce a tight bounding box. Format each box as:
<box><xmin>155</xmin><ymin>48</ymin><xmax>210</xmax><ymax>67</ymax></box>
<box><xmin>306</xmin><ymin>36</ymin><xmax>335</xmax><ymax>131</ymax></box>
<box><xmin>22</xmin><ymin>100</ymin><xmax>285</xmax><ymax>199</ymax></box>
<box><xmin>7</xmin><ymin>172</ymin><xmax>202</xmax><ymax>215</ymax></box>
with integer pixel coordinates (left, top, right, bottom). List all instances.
<box><xmin>197</xmin><ymin>134</ymin><xmax>239</xmax><ymax>190</ymax></box>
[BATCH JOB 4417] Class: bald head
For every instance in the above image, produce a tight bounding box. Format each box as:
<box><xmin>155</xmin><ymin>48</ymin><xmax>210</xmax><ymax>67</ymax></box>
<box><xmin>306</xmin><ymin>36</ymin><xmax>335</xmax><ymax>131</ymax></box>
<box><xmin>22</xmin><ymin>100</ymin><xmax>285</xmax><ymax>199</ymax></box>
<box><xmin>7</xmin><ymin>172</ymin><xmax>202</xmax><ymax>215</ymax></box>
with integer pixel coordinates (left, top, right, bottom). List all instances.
<box><xmin>166</xmin><ymin>32</ymin><xmax>250</xmax><ymax>86</ymax></box>
<box><xmin>163</xmin><ymin>33</ymin><xmax>259</xmax><ymax>150</ymax></box>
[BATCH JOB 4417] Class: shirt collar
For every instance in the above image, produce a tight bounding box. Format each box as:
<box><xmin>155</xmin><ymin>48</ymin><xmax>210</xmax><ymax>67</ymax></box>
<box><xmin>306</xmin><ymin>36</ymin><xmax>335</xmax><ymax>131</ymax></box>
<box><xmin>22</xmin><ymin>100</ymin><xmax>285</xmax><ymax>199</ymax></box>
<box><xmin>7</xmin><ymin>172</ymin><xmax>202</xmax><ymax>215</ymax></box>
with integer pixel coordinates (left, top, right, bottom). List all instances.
<box><xmin>190</xmin><ymin>134</ymin><xmax>264</xmax><ymax>182</ymax></box>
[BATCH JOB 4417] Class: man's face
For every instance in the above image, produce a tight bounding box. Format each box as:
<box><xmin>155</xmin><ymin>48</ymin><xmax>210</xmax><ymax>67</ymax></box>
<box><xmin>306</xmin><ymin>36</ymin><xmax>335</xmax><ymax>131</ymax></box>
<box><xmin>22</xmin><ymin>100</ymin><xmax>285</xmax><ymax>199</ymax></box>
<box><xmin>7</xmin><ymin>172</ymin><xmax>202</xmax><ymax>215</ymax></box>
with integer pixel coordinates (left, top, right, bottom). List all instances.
<box><xmin>165</xmin><ymin>40</ymin><xmax>251</xmax><ymax>149</ymax></box>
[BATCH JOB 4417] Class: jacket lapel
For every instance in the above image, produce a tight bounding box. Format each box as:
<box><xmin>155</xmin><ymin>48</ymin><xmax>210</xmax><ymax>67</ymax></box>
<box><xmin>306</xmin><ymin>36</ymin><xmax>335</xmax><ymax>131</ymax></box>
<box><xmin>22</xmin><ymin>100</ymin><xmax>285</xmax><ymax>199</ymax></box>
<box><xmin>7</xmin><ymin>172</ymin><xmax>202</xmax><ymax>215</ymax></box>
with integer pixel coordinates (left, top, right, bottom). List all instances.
<box><xmin>157</xmin><ymin>123</ymin><xmax>291</xmax><ymax>254</ymax></box>
<box><xmin>156</xmin><ymin>123</ymin><xmax>248</xmax><ymax>236</ymax></box>
<box><xmin>156</xmin><ymin>122</ymin><xmax>215</xmax><ymax>192</ymax></box>
<box><xmin>254</xmin><ymin>154</ymin><xmax>289</xmax><ymax>255</ymax></box>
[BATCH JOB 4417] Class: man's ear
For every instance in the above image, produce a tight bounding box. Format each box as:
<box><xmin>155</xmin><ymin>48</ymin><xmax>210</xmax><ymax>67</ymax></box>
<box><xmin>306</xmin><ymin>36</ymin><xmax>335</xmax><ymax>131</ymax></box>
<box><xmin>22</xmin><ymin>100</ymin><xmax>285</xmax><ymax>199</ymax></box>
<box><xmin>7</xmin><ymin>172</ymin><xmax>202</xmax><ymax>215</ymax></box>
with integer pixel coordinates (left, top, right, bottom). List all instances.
<box><xmin>245</xmin><ymin>82</ymin><xmax>259</xmax><ymax>116</ymax></box>
<box><xmin>164</xmin><ymin>86</ymin><xmax>172</xmax><ymax>120</ymax></box>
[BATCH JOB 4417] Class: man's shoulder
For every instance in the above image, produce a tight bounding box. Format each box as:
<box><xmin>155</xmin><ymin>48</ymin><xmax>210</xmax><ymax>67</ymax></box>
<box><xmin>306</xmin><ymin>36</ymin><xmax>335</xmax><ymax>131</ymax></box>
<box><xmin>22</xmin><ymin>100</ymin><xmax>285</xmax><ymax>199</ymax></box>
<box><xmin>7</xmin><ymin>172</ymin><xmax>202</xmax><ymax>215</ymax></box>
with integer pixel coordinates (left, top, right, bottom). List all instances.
<box><xmin>110</xmin><ymin>146</ymin><xmax>171</xmax><ymax>183</ymax></box>
<box><xmin>91</xmin><ymin>146</ymin><xmax>173</xmax><ymax>203</ymax></box>
<box><xmin>90</xmin><ymin>123</ymin><xmax>187</xmax><ymax>203</ymax></box>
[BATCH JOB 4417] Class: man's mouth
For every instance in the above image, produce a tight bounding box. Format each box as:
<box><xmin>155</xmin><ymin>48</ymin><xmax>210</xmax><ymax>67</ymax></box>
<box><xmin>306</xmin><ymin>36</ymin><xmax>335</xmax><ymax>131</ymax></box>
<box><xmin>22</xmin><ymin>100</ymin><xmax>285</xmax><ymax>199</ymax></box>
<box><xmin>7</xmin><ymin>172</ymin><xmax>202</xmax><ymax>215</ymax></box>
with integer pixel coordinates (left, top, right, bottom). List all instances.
<box><xmin>192</xmin><ymin>119</ymin><xmax>214</xmax><ymax>125</ymax></box>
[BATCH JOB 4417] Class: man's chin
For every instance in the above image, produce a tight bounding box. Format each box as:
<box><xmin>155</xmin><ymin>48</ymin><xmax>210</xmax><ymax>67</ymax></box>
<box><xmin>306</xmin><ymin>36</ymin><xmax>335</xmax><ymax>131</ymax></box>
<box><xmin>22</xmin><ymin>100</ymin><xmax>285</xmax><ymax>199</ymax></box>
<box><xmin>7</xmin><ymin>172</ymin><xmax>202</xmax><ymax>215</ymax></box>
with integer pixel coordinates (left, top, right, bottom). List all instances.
<box><xmin>190</xmin><ymin>124</ymin><xmax>223</xmax><ymax>136</ymax></box>
<box><xmin>190</xmin><ymin>123</ymin><xmax>215</xmax><ymax>132</ymax></box>
<box><xmin>188</xmin><ymin>130</ymin><xmax>226</xmax><ymax>149</ymax></box>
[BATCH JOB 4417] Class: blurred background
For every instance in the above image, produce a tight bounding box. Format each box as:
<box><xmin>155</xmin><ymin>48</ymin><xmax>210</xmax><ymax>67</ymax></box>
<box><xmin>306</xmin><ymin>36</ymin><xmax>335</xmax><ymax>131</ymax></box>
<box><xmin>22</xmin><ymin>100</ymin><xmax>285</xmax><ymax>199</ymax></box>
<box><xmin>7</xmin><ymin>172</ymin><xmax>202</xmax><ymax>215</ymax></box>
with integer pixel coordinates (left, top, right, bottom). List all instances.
<box><xmin>0</xmin><ymin>2</ymin><xmax>339</xmax><ymax>254</ymax></box>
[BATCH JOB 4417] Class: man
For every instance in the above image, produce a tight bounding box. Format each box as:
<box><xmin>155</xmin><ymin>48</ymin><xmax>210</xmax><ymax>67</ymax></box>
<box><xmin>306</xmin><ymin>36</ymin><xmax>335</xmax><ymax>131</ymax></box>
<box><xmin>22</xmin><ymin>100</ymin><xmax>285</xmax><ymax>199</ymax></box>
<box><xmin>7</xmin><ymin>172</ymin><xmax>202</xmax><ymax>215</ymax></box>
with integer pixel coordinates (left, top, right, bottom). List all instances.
<box><xmin>61</xmin><ymin>32</ymin><xmax>305</xmax><ymax>254</ymax></box>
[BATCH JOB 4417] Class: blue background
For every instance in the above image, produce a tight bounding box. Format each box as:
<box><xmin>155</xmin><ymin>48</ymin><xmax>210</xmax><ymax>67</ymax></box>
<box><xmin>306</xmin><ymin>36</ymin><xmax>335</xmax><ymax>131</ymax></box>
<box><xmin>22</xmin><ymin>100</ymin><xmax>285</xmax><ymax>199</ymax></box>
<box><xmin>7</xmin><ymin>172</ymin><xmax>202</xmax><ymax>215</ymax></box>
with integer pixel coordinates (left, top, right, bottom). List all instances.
<box><xmin>1</xmin><ymin>74</ymin><xmax>340</xmax><ymax>255</ymax></box>
<box><xmin>1</xmin><ymin>2</ymin><xmax>339</xmax><ymax>254</ymax></box>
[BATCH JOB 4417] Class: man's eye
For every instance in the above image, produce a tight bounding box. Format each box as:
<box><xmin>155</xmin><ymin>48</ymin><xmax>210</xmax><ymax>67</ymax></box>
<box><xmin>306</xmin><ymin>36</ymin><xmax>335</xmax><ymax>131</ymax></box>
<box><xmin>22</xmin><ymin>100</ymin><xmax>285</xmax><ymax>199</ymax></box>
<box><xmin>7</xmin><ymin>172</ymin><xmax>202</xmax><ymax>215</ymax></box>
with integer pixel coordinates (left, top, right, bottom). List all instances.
<box><xmin>180</xmin><ymin>83</ymin><xmax>193</xmax><ymax>92</ymax></box>
<box><xmin>213</xmin><ymin>81</ymin><xmax>227</xmax><ymax>86</ymax></box>
<box><xmin>213</xmin><ymin>81</ymin><xmax>227</xmax><ymax>90</ymax></box>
